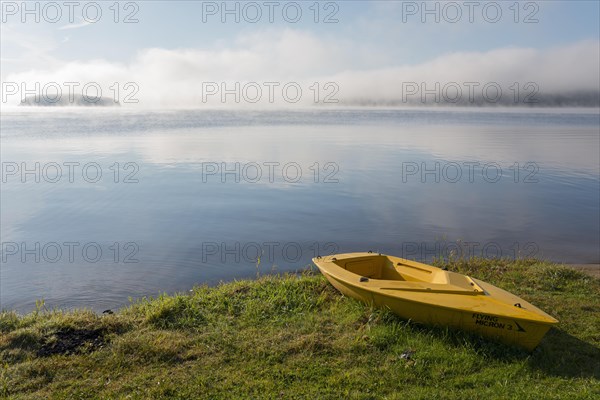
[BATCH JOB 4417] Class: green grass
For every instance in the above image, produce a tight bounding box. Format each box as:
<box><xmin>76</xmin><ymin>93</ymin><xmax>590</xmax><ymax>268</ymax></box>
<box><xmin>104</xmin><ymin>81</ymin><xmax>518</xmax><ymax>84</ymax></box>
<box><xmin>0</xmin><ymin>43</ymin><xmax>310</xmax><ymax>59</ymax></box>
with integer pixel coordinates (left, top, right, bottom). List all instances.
<box><xmin>1</xmin><ymin>258</ymin><xmax>599</xmax><ymax>399</ymax></box>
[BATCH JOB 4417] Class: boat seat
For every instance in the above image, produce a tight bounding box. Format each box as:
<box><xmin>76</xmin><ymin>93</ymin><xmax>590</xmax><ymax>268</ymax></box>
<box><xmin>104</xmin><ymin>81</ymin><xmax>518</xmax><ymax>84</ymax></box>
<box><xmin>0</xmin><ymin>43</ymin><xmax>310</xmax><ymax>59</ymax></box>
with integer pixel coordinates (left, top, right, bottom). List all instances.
<box><xmin>360</xmin><ymin>279</ymin><xmax>484</xmax><ymax>295</ymax></box>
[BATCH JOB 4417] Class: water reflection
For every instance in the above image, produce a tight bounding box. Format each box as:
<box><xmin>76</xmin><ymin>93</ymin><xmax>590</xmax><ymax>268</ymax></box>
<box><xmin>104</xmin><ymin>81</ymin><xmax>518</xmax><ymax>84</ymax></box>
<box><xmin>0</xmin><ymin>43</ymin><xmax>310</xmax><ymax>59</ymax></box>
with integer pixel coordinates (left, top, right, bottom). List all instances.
<box><xmin>1</xmin><ymin>108</ymin><xmax>598</xmax><ymax>312</ymax></box>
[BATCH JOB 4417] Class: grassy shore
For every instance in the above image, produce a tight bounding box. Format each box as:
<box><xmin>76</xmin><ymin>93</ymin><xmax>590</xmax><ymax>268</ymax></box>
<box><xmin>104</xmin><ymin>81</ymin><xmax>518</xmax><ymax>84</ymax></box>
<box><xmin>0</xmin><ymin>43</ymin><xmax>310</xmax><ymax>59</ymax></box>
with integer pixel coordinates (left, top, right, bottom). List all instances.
<box><xmin>1</xmin><ymin>258</ymin><xmax>599</xmax><ymax>399</ymax></box>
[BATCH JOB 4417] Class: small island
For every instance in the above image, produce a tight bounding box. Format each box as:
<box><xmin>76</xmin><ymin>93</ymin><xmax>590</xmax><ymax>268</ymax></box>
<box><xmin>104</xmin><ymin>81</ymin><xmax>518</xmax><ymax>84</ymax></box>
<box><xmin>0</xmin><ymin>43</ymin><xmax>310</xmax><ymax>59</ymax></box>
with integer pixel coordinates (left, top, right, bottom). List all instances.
<box><xmin>18</xmin><ymin>94</ymin><xmax>120</xmax><ymax>107</ymax></box>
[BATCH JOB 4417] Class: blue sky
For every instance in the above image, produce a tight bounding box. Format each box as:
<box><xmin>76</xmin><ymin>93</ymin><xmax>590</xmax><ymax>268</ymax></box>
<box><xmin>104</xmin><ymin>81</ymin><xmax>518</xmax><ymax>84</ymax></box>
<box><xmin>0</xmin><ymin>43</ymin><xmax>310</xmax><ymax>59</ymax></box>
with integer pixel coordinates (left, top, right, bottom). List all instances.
<box><xmin>3</xmin><ymin>1</ymin><xmax>598</xmax><ymax>63</ymax></box>
<box><xmin>1</xmin><ymin>1</ymin><xmax>599</xmax><ymax>106</ymax></box>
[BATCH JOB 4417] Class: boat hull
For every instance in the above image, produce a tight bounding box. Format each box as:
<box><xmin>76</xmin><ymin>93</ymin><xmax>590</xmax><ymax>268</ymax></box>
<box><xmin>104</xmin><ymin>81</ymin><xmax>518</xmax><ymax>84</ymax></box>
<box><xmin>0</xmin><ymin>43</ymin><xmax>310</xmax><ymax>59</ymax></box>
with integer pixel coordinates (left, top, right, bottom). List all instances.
<box><xmin>314</xmin><ymin>253</ymin><xmax>557</xmax><ymax>351</ymax></box>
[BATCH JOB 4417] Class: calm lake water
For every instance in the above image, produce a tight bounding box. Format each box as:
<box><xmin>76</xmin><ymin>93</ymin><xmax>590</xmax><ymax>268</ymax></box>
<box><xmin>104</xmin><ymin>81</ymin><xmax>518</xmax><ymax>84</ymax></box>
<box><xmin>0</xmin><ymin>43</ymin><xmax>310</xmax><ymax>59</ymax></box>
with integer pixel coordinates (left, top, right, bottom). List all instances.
<box><xmin>1</xmin><ymin>108</ymin><xmax>599</xmax><ymax>312</ymax></box>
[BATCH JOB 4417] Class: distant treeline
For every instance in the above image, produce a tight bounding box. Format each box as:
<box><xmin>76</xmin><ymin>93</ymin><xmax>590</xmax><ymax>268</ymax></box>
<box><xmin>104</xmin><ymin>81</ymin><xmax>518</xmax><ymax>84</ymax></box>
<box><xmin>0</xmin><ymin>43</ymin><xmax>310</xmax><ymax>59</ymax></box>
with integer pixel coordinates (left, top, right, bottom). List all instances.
<box><xmin>337</xmin><ymin>91</ymin><xmax>600</xmax><ymax>108</ymax></box>
<box><xmin>16</xmin><ymin>91</ymin><xmax>599</xmax><ymax>108</ymax></box>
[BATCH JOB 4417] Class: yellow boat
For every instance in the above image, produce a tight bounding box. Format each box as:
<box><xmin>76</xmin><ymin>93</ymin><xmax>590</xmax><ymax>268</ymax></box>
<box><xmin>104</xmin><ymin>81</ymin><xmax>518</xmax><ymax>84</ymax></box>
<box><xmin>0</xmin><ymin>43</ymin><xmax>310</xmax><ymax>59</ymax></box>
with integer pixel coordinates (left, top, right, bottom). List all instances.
<box><xmin>312</xmin><ymin>252</ymin><xmax>558</xmax><ymax>351</ymax></box>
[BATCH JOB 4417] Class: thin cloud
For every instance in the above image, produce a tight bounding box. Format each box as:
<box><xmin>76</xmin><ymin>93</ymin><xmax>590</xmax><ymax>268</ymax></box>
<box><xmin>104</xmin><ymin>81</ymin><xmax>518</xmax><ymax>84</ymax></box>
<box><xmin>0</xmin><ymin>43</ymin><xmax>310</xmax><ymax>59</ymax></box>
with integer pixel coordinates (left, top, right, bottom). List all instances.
<box><xmin>58</xmin><ymin>20</ymin><xmax>92</xmax><ymax>31</ymax></box>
